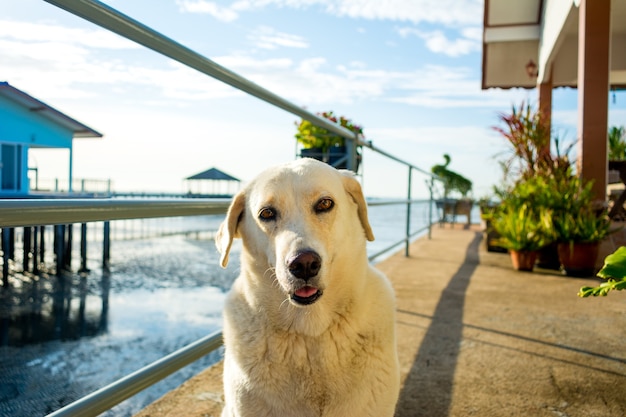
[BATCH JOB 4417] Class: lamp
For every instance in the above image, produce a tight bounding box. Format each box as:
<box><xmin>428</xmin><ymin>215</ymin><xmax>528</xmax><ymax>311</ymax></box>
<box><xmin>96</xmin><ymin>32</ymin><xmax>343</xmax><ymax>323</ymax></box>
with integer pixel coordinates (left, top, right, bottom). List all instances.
<box><xmin>525</xmin><ymin>60</ymin><xmax>538</xmax><ymax>78</ymax></box>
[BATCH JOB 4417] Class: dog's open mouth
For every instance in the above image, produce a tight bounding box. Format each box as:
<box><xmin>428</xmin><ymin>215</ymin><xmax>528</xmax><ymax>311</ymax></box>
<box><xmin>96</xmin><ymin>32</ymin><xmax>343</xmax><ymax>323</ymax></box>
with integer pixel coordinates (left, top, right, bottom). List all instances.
<box><xmin>291</xmin><ymin>286</ymin><xmax>322</xmax><ymax>305</ymax></box>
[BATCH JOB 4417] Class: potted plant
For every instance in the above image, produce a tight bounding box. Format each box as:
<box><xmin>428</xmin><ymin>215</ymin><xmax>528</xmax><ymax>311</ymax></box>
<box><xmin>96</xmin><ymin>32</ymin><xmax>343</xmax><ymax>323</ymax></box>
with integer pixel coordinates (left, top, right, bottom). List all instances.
<box><xmin>607</xmin><ymin>125</ymin><xmax>626</xmax><ymax>219</ymax></box>
<box><xmin>431</xmin><ymin>154</ymin><xmax>474</xmax><ymax>225</ymax></box>
<box><xmin>550</xmin><ymin>174</ymin><xmax>615</xmax><ymax>277</ymax></box>
<box><xmin>492</xmin><ymin>101</ymin><xmax>575</xmax><ymax>269</ymax></box>
<box><xmin>294</xmin><ymin>111</ymin><xmax>363</xmax><ymax>170</ymax></box>
<box><xmin>608</xmin><ymin>125</ymin><xmax>626</xmax><ymax>160</ymax></box>
<box><xmin>490</xmin><ymin>179</ymin><xmax>554</xmax><ymax>271</ymax></box>
<box><xmin>478</xmin><ymin>196</ymin><xmax>507</xmax><ymax>252</ymax></box>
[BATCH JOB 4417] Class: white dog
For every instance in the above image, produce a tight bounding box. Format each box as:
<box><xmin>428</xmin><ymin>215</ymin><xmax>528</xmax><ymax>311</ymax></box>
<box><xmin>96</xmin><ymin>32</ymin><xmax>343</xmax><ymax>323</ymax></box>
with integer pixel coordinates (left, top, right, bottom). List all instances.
<box><xmin>216</xmin><ymin>158</ymin><xmax>399</xmax><ymax>417</ymax></box>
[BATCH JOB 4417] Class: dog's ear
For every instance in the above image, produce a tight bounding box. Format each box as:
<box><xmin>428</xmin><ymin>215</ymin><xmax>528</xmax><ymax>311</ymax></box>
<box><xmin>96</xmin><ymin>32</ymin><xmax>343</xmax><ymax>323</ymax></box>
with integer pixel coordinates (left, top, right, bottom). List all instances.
<box><xmin>216</xmin><ymin>191</ymin><xmax>246</xmax><ymax>268</ymax></box>
<box><xmin>339</xmin><ymin>171</ymin><xmax>375</xmax><ymax>241</ymax></box>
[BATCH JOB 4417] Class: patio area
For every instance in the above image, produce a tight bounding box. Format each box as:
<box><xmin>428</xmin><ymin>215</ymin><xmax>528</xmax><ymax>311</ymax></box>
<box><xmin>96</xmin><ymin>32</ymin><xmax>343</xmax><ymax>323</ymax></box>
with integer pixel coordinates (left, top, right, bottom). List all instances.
<box><xmin>135</xmin><ymin>224</ymin><xmax>626</xmax><ymax>417</ymax></box>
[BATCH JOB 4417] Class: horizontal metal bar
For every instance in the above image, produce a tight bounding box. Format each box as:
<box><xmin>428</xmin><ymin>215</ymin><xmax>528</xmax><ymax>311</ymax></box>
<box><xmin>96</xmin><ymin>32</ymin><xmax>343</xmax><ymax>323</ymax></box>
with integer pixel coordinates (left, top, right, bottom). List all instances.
<box><xmin>0</xmin><ymin>198</ymin><xmax>436</xmax><ymax>229</ymax></box>
<box><xmin>0</xmin><ymin>198</ymin><xmax>231</xmax><ymax>228</ymax></box>
<box><xmin>367</xmin><ymin>199</ymin><xmax>430</xmax><ymax>207</ymax></box>
<box><xmin>368</xmin><ymin>224</ymin><xmax>432</xmax><ymax>261</ymax></box>
<box><xmin>46</xmin><ymin>330</ymin><xmax>223</xmax><ymax>417</ymax></box>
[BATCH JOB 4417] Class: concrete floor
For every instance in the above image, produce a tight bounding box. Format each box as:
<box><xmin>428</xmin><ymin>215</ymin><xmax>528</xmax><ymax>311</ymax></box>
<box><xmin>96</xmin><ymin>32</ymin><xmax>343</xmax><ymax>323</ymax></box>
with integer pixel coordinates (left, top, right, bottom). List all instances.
<box><xmin>135</xmin><ymin>224</ymin><xmax>626</xmax><ymax>417</ymax></box>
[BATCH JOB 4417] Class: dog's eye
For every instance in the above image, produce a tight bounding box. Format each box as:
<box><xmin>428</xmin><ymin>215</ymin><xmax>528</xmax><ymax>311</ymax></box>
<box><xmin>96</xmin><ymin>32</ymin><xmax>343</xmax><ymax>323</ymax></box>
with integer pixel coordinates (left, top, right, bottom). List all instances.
<box><xmin>314</xmin><ymin>198</ymin><xmax>334</xmax><ymax>213</ymax></box>
<box><xmin>258</xmin><ymin>207</ymin><xmax>277</xmax><ymax>221</ymax></box>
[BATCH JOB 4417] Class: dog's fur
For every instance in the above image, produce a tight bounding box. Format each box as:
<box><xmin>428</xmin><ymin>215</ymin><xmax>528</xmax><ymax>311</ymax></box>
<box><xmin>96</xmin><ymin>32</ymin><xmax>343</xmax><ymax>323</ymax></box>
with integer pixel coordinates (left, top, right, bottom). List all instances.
<box><xmin>216</xmin><ymin>158</ymin><xmax>399</xmax><ymax>417</ymax></box>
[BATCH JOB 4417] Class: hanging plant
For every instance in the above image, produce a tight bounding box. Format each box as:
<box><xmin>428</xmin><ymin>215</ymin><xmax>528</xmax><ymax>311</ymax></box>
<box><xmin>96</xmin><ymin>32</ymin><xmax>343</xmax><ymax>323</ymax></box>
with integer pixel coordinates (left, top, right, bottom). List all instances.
<box><xmin>294</xmin><ymin>111</ymin><xmax>363</xmax><ymax>152</ymax></box>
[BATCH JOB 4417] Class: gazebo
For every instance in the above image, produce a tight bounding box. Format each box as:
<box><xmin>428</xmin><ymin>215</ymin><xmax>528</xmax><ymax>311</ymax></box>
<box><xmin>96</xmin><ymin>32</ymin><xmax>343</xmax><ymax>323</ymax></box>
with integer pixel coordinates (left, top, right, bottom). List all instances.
<box><xmin>185</xmin><ymin>167</ymin><xmax>240</xmax><ymax>197</ymax></box>
<box><xmin>482</xmin><ymin>0</ymin><xmax>626</xmax><ymax>201</ymax></box>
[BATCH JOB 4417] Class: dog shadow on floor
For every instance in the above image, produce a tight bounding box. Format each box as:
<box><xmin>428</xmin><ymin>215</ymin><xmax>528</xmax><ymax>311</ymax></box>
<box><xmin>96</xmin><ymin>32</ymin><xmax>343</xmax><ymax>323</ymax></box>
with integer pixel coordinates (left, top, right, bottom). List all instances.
<box><xmin>395</xmin><ymin>232</ymin><xmax>482</xmax><ymax>417</ymax></box>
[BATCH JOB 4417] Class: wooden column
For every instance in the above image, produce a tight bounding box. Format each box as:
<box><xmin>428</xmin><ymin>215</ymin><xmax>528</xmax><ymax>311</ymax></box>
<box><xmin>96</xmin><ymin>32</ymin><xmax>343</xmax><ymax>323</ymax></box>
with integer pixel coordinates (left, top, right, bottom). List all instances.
<box><xmin>538</xmin><ymin>73</ymin><xmax>553</xmax><ymax>159</ymax></box>
<box><xmin>577</xmin><ymin>0</ymin><xmax>611</xmax><ymax>201</ymax></box>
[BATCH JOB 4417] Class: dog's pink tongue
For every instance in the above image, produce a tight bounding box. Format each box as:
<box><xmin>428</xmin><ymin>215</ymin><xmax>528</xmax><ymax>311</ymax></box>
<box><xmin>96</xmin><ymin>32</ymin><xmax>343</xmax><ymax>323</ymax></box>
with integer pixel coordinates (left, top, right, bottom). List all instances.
<box><xmin>295</xmin><ymin>286</ymin><xmax>318</xmax><ymax>298</ymax></box>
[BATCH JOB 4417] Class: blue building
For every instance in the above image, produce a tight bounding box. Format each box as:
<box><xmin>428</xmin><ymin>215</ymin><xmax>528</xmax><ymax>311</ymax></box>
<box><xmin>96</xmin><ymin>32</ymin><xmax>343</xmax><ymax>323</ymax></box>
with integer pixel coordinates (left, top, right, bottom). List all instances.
<box><xmin>0</xmin><ymin>82</ymin><xmax>102</xmax><ymax>196</ymax></box>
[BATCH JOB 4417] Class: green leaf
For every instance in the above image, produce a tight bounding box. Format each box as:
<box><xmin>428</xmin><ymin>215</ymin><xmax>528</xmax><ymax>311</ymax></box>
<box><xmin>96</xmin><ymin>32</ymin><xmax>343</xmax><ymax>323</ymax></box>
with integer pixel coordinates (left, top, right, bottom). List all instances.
<box><xmin>578</xmin><ymin>246</ymin><xmax>626</xmax><ymax>297</ymax></box>
<box><xmin>597</xmin><ymin>246</ymin><xmax>626</xmax><ymax>279</ymax></box>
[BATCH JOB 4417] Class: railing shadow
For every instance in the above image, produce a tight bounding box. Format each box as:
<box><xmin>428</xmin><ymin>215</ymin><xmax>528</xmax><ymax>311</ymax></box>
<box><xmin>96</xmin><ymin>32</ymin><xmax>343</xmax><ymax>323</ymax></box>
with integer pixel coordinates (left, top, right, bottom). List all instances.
<box><xmin>395</xmin><ymin>232</ymin><xmax>481</xmax><ymax>417</ymax></box>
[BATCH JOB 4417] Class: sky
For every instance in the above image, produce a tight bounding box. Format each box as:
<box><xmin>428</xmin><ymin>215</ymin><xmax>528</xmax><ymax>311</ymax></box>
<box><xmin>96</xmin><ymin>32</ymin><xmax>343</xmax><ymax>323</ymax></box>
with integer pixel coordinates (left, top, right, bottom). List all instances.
<box><xmin>1</xmin><ymin>0</ymin><xmax>625</xmax><ymax>199</ymax></box>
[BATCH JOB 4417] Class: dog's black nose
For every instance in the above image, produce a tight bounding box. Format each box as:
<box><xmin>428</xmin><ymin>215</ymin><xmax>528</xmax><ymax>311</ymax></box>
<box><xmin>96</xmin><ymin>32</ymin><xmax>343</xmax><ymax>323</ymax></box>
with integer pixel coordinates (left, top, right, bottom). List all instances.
<box><xmin>288</xmin><ymin>250</ymin><xmax>321</xmax><ymax>280</ymax></box>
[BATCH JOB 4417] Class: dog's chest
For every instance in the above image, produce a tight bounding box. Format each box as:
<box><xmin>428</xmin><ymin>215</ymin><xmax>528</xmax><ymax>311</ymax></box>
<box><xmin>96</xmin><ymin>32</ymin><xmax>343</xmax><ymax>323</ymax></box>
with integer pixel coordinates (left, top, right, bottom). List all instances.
<box><xmin>248</xmin><ymin>326</ymin><xmax>373</xmax><ymax>408</ymax></box>
<box><xmin>267</xmin><ymin>327</ymin><xmax>368</xmax><ymax>368</ymax></box>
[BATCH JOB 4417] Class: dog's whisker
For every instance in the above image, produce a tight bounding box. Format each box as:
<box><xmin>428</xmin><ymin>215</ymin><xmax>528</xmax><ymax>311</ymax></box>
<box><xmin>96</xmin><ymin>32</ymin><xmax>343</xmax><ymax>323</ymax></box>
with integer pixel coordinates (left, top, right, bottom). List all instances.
<box><xmin>263</xmin><ymin>267</ymin><xmax>276</xmax><ymax>280</ymax></box>
<box><xmin>271</xmin><ymin>277</ymin><xmax>281</xmax><ymax>289</ymax></box>
<box><xmin>279</xmin><ymin>297</ymin><xmax>291</xmax><ymax>310</ymax></box>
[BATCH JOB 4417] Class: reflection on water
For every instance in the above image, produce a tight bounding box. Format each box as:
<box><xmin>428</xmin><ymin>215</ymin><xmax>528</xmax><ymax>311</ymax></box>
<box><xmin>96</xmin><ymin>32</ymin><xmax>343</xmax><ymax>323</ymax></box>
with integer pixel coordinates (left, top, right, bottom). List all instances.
<box><xmin>0</xmin><ymin>223</ymin><xmax>235</xmax><ymax>417</ymax></box>
<box><xmin>0</xmin><ymin>271</ymin><xmax>110</xmax><ymax>347</ymax></box>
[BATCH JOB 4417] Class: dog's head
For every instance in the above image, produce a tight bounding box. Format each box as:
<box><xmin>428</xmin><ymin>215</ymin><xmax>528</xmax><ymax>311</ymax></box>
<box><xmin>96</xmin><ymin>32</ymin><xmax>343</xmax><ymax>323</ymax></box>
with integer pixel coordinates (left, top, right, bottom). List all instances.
<box><xmin>216</xmin><ymin>158</ymin><xmax>374</xmax><ymax>308</ymax></box>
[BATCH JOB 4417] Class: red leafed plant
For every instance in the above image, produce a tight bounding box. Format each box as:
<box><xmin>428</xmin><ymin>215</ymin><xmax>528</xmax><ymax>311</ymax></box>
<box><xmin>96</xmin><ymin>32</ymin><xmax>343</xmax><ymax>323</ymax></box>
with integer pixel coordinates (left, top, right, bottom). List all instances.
<box><xmin>492</xmin><ymin>101</ymin><xmax>572</xmax><ymax>182</ymax></box>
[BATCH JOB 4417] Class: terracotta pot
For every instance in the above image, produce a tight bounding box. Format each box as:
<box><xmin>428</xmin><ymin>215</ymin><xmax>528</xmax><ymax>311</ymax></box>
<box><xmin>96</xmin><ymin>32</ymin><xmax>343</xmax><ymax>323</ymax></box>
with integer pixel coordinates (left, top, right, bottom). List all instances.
<box><xmin>510</xmin><ymin>249</ymin><xmax>538</xmax><ymax>272</ymax></box>
<box><xmin>557</xmin><ymin>241</ymin><xmax>600</xmax><ymax>277</ymax></box>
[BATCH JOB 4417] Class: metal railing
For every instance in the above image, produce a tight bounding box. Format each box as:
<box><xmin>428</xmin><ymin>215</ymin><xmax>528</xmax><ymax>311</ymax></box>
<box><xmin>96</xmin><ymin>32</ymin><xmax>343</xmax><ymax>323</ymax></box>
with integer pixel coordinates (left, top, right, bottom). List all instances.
<box><xmin>0</xmin><ymin>198</ymin><xmax>231</xmax><ymax>228</ymax></box>
<box><xmin>0</xmin><ymin>0</ymin><xmax>443</xmax><ymax>415</ymax></box>
<box><xmin>367</xmin><ymin>198</ymin><xmax>435</xmax><ymax>261</ymax></box>
<box><xmin>2</xmin><ymin>196</ymin><xmax>437</xmax><ymax>417</ymax></box>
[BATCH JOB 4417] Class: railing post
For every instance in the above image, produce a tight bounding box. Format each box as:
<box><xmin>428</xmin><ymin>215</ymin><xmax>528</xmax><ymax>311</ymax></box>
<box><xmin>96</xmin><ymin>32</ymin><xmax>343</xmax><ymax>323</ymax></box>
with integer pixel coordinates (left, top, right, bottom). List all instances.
<box><xmin>39</xmin><ymin>226</ymin><xmax>46</xmax><ymax>265</ymax></box>
<box><xmin>33</xmin><ymin>226</ymin><xmax>39</xmax><ymax>275</ymax></box>
<box><xmin>2</xmin><ymin>228</ymin><xmax>10</xmax><ymax>287</ymax></box>
<box><xmin>103</xmin><ymin>221</ymin><xmax>111</xmax><ymax>272</ymax></box>
<box><xmin>54</xmin><ymin>225</ymin><xmax>65</xmax><ymax>274</ymax></box>
<box><xmin>405</xmin><ymin>166</ymin><xmax>413</xmax><ymax>257</ymax></box>
<box><xmin>345</xmin><ymin>133</ymin><xmax>355</xmax><ymax>172</ymax></box>
<box><xmin>79</xmin><ymin>223</ymin><xmax>89</xmax><ymax>273</ymax></box>
<box><xmin>65</xmin><ymin>224</ymin><xmax>73</xmax><ymax>270</ymax></box>
<box><xmin>428</xmin><ymin>177</ymin><xmax>434</xmax><ymax>239</ymax></box>
<box><xmin>23</xmin><ymin>227</ymin><xmax>32</xmax><ymax>272</ymax></box>
<box><xmin>8</xmin><ymin>228</ymin><xmax>15</xmax><ymax>260</ymax></box>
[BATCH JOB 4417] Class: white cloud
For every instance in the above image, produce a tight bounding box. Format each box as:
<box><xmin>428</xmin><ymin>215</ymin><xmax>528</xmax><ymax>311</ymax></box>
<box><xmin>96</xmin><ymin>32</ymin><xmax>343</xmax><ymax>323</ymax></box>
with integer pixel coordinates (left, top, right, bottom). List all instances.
<box><xmin>0</xmin><ymin>19</ymin><xmax>503</xmax><ymax>110</ymax></box>
<box><xmin>0</xmin><ymin>19</ymin><xmax>138</xmax><ymax>49</ymax></box>
<box><xmin>0</xmin><ymin>23</ymin><xmax>238</xmax><ymax>101</ymax></box>
<box><xmin>422</xmin><ymin>31</ymin><xmax>479</xmax><ymax>57</ymax></box>
<box><xmin>461</xmin><ymin>27</ymin><xmax>482</xmax><ymax>42</ymax></box>
<box><xmin>325</xmin><ymin>0</ymin><xmax>482</xmax><ymax>26</ymax></box>
<box><xmin>176</xmin><ymin>0</ymin><xmax>483</xmax><ymax>26</ymax></box>
<box><xmin>249</xmin><ymin>26</ymin><xmax>309</xmax><ymax>50</ymax></box>
<box><xmin>215</xmin><ymin>54</ymin><xmax>294</xmax><ymax>70</ymax></box>
<box><xmin>176</xmin><ymin>0</ymin><xmax>239</xmax><ymax>22</ymax></box>
<box><xmin>176</xmin><ymin>1</ymin><xmax>483</xmax><ymax>61</ymax></box>
<box><xmin>396</xmin><ymin>27</ymin><xmax>481</xmax><ymax>57</ymax></box>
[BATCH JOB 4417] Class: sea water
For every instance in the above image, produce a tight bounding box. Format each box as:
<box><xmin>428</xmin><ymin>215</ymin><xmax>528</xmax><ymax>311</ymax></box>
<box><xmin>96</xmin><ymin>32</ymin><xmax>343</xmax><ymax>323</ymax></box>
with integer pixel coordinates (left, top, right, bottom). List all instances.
<box><xmin>0</xmin><ymin>201</ymin><xmax>477</xmax><ymax>417</ymax></box>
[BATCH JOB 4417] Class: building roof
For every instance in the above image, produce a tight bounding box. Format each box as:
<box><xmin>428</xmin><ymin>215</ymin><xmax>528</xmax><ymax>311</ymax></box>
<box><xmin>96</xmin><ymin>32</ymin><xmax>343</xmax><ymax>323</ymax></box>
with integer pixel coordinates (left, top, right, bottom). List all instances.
<box><xmin>186</xmin><ymin>167</ymin><xmax>240</xmax><ymax>182</ymax></box>
<box><xmin>0</xmin><ymin>82</ymin><xmax>103</xmax><ymax>138</ymax></box>
<box><xmin>482</xmin><ymin>0</ymin><xmax>626</xmax><ymax>90</ymax></box>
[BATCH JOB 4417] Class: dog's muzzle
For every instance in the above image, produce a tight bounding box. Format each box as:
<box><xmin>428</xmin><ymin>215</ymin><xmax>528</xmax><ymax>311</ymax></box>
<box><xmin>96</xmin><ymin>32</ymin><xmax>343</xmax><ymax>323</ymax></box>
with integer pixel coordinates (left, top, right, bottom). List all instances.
<box><xmin>288</xmin><ymin>250</ymin><xmax>323</xmax><ymax>305</ymax></box>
